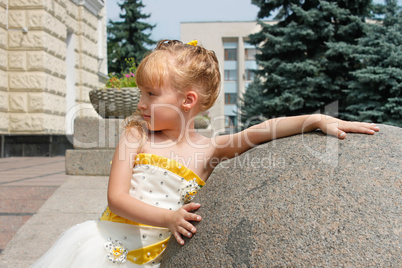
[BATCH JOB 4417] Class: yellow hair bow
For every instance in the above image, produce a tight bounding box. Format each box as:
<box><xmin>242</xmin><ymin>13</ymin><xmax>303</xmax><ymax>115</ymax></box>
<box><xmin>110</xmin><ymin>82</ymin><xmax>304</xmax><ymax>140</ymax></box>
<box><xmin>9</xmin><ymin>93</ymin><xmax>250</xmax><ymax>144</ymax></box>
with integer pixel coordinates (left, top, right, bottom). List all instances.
<box><xmin>187</xmin><ymin>40</ymin><xmax>198</xmax><ymax>46</ymax></box>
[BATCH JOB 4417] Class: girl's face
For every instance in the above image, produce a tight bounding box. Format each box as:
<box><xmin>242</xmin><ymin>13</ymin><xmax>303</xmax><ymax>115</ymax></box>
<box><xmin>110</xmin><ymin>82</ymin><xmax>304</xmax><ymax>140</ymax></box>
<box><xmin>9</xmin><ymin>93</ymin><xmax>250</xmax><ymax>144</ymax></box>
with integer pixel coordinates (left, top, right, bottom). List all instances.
<box><xmin>137</xmin><ymin>81</ymin><xmax>185</xmax><ymax>132</ymax></box>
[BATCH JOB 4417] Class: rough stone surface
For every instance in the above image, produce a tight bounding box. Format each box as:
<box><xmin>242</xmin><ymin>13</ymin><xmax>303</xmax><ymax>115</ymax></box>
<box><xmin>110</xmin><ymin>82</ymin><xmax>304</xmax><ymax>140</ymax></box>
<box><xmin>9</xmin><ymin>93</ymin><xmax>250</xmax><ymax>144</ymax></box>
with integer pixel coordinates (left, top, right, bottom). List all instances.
<box><xmin>73</xmin><ymin>117</ymin><xmax>123</xmax><ymax>149</ymax></box>
<box><xmin>162</xmin><ymin>124</ymin><xmax>401</xmax><ymax>267</ymax></box>
<box><xmin>65</xmin><ymin>149</ymin><xmax>114</xmax><ymax>175</ymax></box>
<box><xmin>66</xmin><ymin>117</ymin><xmax>124</xmax><ymax>175</ymax></box>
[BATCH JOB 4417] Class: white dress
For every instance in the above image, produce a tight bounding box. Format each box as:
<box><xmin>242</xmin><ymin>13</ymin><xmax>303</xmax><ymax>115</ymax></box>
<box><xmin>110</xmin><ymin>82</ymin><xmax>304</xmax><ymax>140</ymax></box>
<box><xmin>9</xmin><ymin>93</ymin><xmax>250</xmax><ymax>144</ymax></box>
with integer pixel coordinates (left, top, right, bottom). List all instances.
<box><xmin>32</xmin><ymin>153</ymin><xmax>205</xmax><ymax>268</ymax></box>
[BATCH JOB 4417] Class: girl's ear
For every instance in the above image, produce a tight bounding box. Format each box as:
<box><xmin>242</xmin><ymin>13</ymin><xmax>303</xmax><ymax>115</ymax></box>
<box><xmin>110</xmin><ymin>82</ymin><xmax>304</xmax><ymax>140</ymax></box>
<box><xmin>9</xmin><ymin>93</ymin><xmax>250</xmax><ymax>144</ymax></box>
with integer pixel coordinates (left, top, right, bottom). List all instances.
<box><xmin>182</xmin><ymin>90</ymin><xmax>198</xmax><ymax>111</ymax></box>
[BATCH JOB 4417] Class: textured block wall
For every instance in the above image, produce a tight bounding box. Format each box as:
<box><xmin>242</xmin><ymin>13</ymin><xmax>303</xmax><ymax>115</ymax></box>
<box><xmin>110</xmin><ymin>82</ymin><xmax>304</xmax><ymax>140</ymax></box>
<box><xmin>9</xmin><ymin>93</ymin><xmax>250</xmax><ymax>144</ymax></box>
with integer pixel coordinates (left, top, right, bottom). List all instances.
<box><xmin>0</xmin><ymin>0</ymin><xmax>8</xmax><ymax>132</ymax></box>
<box><xmin>0</xmin><ymin>0</ymin><xmax>106</xmax><ymax>134</ymax></box>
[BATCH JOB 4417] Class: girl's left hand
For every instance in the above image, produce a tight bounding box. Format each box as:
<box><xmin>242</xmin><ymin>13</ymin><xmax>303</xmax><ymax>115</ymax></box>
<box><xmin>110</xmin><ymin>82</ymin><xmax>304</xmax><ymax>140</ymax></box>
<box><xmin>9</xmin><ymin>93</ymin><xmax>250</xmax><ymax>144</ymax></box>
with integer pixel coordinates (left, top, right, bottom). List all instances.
<box><xmin>165</xmin><ymin>203</ymin><xmax>202</xmax><ymax>245</ymax></box>
<box><xmin>317</xmin><ymin>116</ymin><xmax>380</xmax><ymax>139</ymax></box>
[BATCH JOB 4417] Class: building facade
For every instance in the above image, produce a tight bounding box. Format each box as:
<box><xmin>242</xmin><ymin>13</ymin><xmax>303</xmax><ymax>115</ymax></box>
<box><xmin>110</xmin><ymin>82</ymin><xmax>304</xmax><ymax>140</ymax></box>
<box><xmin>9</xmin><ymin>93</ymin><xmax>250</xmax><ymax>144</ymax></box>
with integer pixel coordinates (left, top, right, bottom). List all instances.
<box><xmin>181</xmin><ymin>21</ymin><xmax>274</xmax><ymax>134</ymax></box>
<box><xmin>0</xmin><ymin>0</ymin><xmax>107</xmax><ymax>157</ymax></box>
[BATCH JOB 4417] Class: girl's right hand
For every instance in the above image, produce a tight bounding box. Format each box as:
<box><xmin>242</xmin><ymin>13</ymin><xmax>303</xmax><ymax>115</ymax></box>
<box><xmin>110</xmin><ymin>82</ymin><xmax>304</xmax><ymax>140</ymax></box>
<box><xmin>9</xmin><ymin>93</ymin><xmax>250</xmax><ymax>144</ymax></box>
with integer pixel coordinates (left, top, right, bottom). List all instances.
<box><xmin>165</xmin><ymin>203</ymin><xmax>202</xmax><ymax>245</ymax></box>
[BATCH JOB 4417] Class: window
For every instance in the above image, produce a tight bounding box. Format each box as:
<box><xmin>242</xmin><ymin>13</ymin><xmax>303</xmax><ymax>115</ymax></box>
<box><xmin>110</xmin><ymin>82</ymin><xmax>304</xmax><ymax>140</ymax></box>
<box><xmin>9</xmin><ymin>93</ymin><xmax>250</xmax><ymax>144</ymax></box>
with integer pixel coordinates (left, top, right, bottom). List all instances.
<box><xmin>224</xmin><ymin>49</ymin><xmax>237</xmax><ymax>61</ymax></box>
<box><xmin>224</xmin><ymin>70</ymin><xmax>237</xmax><ymax>81</ymax></box>
<box><xmin>225</xmin><ymin>116</ymin><xmax>237</xmax><ymax>128</ymax></box>
<box><xmin>245</xmin><ymin>69</ymin><xmax>255</xmax><ymax>81</ymax></box>
<box><xmin>245</xmin><ymin>48</ymin><xmax>257</xmax><ymax>60</ymax></box>
<box><xmin>225</xmin><ymin>93</ymin><xmax>237</xmax><ymax>104</ymax></box>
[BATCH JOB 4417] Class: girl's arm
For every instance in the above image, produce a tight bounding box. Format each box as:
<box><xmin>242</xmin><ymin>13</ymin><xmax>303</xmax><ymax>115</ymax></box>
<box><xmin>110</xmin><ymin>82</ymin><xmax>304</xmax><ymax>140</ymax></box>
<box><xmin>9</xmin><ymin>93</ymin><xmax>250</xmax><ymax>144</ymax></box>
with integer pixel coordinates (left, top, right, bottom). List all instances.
<box><xmin>107</xmin><ymin>128</ymin><xmax>201</xmax><ymax>245</ymax></box>
<box><xmin>213</xmin><ymin>114</ymin><xmax>380</xmax><ymax>160</ymax></box>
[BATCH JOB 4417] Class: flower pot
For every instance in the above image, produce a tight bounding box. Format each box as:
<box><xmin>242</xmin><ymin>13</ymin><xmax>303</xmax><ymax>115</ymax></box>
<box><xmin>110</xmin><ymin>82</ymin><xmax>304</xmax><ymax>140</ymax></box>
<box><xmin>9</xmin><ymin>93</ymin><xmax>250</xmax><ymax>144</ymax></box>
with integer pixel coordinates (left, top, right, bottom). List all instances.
<box><xmin>194</xmin><ymin>116</ymin><xmax>210</xmax><ymax>129</ymax></box>
<box><xmin>89</xmin><ymin>87</ymin><xmax>140</xmax><ymax>118</ymax></box>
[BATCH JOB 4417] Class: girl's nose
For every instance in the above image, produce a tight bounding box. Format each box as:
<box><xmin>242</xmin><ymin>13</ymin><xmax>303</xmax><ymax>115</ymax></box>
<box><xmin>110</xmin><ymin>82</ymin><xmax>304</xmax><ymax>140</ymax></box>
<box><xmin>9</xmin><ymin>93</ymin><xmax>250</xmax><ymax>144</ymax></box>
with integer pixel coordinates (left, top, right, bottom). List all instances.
<box><xmin>137</xmin><ymin>97</ymin><xmax>147</xmax><ymax>110</ymax></box>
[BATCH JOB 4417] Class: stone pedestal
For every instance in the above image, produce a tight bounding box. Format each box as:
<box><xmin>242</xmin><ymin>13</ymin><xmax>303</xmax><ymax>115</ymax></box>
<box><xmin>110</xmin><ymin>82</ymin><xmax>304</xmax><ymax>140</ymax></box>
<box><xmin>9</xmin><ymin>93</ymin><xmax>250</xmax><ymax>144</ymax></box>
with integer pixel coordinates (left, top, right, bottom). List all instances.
<box><xmin>65</xmin><ymin>117</ymin><xmax>123</xmax><ymax>175</ymax></box>
<box><xmin>162</xmin><ymin>124</ymin><xmax>401</xmax><ymax>267</ymax></box>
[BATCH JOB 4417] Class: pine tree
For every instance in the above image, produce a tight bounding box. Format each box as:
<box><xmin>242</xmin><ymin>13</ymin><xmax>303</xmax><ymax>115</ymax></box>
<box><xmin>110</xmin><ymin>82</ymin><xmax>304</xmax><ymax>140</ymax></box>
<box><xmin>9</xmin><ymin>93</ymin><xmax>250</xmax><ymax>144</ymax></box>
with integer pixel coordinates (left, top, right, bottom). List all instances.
<box><xmin>107</xmin><ymin>0</ymin><xmax>156</xmax><ymax>74</ymax></box>
<box><xmin>241</xmin><ymin>0</ymin><xmax>371</xmax><ymax>125</ymax></box>
<box><xmin>239</xmin><ymin>78</ymin><xmax>268</xmax><ymax>128</ymax></box>
<box><xmin>342</xmin><ymin>0</ymin><xmax>402</xmax><ymax>126</ymax></box>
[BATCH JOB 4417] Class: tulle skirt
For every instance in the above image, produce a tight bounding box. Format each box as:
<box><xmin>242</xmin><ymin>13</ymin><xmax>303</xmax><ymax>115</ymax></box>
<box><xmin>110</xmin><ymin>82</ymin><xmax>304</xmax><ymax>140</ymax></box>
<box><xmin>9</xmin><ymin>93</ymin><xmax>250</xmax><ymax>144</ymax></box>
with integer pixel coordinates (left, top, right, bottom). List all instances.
<box><xmin>32</xmin><ymin>220</ymin><xmax>165</xmax><ymax>268</ymax></box>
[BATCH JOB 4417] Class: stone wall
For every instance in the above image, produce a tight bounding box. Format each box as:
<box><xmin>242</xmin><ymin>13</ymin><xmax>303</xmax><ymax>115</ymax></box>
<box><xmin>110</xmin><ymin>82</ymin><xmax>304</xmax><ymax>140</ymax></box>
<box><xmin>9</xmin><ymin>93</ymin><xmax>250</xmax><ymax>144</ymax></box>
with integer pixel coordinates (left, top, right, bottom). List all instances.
<box><xmin>0</xmin><ymin>0</ymin><xmax>107</xmax><ymax>135</ymax></box>
<box><xmin>162</xmin><ymin>125</ymin><xmax>401</xmax><ymax>267</ymax></box>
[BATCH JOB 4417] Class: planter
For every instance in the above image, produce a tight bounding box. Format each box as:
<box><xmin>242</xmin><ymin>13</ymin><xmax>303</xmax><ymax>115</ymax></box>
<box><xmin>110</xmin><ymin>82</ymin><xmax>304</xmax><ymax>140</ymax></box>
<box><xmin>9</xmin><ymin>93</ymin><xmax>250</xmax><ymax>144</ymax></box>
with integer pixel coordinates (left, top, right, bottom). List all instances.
<box><xmin>194</xmin><ymin>116</ymin><xmax>210</xmax><ymax>129</ymax></box>
<box><xmin>89</xmin><ymin>87</ymin><xmax>140</xmax><ymax>118</ymax></box>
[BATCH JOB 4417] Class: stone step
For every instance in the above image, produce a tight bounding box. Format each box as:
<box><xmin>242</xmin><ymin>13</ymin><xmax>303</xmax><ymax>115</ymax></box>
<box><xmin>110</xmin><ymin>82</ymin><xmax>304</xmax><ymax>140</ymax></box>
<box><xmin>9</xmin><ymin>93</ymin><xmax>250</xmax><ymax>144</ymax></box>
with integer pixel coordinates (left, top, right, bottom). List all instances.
<box><xmin>65</xmin><ymin>149</ymin><xmax>114</xmax><ymax>176</ymax></box>
<box><xmin>73</xmin><ymin>117</ymin><xmax>124</xmax><ymax>149</ymax></box>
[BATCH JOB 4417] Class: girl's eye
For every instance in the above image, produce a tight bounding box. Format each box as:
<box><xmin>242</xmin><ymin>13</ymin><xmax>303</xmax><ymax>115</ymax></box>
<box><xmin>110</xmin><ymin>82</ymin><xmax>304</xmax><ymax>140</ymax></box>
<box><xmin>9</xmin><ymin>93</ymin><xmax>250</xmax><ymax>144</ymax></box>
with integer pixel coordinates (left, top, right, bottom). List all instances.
<box><xmin>148</xmin><ymin>92</ymin><xmax>155</xmax><ymax>96</ymax></box>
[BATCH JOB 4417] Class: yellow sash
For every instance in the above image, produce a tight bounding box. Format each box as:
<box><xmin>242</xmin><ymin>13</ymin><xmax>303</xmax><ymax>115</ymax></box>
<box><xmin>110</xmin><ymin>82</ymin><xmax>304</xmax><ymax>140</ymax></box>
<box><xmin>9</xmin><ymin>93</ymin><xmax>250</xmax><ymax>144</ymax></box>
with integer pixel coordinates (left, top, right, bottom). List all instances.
<box><xmin>100</xmin><ymin>207</ymin><xmax>169</xmax><ymax>265</ymax></box>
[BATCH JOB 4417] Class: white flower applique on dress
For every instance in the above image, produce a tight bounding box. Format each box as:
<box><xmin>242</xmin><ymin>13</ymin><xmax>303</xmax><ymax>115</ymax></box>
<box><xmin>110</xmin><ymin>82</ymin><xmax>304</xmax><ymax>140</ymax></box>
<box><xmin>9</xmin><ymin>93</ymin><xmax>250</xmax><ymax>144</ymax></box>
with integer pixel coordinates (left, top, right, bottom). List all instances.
<box><xmin>180</xmin><ymin>178</ymin><xmax>201</xmax><ymax>204</ymax></box>
<box><xmin>104</xmin><ymin>238</ymin><xmax>129</xmax><ymax>264</ymax></box>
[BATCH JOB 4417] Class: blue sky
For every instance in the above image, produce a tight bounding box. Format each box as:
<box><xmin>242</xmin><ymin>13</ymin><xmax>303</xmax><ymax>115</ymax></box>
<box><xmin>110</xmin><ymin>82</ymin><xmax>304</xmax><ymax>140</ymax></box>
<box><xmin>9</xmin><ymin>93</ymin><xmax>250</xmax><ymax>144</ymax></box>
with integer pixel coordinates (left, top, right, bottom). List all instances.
<box><xmin>106</xmin><ymin>0</ymin><xmax>400</xmax><ymax>42</ymax></box>
<box><xmin>106</xmin><ymin>0</ymin><xmax>259</xmax><ymax>41</ymax></box>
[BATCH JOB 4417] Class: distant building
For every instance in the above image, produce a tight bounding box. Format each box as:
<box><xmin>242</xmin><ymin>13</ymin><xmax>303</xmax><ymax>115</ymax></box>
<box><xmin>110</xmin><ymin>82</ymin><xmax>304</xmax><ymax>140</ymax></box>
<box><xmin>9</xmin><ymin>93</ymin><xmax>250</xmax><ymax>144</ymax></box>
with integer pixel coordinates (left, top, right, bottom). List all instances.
<box><xmin>0</xmin><ymin>0</ymin><xmax>107</xmax><ymax>157</ymax></box>
<box><xmin>181</xmin><ymin>21</ymin><xmax>275</xmax><ymax>134</ymax></box>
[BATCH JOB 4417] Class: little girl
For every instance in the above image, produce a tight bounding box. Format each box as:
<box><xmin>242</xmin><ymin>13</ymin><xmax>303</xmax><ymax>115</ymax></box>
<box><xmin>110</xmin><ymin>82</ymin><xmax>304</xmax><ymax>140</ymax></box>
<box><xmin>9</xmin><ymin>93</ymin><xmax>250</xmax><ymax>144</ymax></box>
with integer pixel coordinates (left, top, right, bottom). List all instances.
<box><xmin>33</xmin><ymin>40</ymin><xmax>379</xmax><ymax>267</ymax></box>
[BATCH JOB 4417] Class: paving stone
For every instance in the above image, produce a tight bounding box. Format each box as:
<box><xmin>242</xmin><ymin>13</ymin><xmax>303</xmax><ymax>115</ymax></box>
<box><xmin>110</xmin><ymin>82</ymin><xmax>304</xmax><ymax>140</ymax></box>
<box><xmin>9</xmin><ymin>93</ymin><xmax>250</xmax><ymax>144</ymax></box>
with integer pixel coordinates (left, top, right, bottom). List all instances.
<box><xmin>0</xmin><ymin>215</ymin><xmax>33</xmax><ymax>250</ymax></box>
<box><xmin>0</xmin><ymin>175</ymin><xmax>108</xmax><ymax>266</ymax></box>
<box><xmin>0</xmin><ymin>157</ymin><xmax>67</xmax><ymax>258</ymax></box>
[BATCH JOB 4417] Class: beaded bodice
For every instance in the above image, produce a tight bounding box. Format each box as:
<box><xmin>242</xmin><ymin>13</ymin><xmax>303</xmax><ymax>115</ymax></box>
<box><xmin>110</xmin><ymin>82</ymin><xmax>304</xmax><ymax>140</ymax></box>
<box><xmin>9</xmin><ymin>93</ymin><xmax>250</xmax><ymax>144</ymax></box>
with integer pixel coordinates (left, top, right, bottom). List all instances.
<box><xmin>100</xmin><ymin>153</ymin><xmax>205</xmax><ymax>265</ymax></box>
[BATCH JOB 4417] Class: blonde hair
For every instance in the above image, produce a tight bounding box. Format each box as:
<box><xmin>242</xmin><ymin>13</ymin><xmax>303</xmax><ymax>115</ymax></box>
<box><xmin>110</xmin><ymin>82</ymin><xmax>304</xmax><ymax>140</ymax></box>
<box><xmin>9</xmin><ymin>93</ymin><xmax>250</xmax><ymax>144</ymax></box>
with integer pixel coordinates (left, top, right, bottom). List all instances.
<box><xmin>136</xmin><ymin>39</ymin><xmax>221</xmax><ymax>111</ymax></box>
<box><xmin>122</xmin><ymin>111</ymin><xmax>148</xmax><ymax>149</ymax></box>
<box><xmin>124</xmin><ymin>40</ymin><xmax>220</xmax><ymax>146</ymax></box>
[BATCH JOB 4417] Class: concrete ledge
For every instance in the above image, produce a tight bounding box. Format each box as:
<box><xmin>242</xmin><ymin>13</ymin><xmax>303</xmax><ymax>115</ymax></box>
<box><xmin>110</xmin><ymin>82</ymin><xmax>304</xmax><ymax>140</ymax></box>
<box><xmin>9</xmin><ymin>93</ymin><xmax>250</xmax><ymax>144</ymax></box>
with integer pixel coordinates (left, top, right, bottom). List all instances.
<box><xmin>65</xmin><ymin>149</ymin><xmax>114</xmax><ymax>176</ymax></box>
<box><xmin>73</xmin><ymin>117</ymin><xmax>123</xmax><ymax>149</ymax></box>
